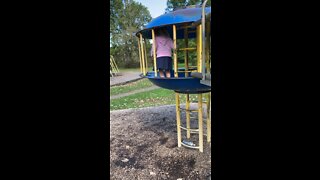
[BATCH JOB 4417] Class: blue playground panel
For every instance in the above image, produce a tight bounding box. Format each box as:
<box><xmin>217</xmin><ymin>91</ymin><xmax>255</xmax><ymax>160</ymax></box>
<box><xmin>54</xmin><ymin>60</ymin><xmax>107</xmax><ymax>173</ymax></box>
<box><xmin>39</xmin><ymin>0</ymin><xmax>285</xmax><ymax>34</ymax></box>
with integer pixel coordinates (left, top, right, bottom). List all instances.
<box><xmin>143</xmin><ymin>71</ymin><xmax>211</xmax><ymax>94</ymax></box>
<box><xmin>137</xmin><ymin>6</ymin><xmax>212</xmax><ymax>94</ymax></box>
<box><xmin>136</xmin><ymin>7</ymin><xmax>211</xmax><ymax>39</ymax></box>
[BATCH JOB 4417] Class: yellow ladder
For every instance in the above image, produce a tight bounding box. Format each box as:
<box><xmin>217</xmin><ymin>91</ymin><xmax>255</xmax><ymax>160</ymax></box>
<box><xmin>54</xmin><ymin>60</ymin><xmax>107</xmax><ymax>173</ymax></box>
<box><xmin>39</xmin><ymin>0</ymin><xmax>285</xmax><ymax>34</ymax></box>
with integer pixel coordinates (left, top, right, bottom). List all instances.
<box><xmin>175</xmin><ymin>92</ymin><xmax>211</xmax><ymax>152</ymax></box>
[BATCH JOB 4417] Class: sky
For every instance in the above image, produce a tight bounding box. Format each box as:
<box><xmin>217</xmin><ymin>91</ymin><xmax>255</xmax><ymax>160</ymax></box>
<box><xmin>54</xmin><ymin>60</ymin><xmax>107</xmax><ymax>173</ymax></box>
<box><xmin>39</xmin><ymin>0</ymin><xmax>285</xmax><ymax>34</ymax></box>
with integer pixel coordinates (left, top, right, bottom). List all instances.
<box><xmin>134</xmin><ymin>0</ymin><xmax>167</xmax><ymax>18</ymax></box>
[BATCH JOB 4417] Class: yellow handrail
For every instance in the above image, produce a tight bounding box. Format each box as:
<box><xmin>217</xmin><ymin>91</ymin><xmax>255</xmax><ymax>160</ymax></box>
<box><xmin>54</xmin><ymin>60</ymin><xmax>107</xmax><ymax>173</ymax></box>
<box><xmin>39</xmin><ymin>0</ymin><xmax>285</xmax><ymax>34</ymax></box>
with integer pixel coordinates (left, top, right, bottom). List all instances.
<box><xmin>178</xmin><ymin>47</ymin><xmax>197</xmax><ymax>51</ymax></box>
<box><xmin>196</xmin><ymin>25</ymin><xmax>202</xmax><ymax>73</ymax></box>
<box><xmin>139</xmin><ymin>33</ymin><xmax>146</xmax><ymax>76</ymax></box>
<box><xmin>151</xmin><ymin>29</ymin><xmax>157</xmax><ymax>77</ymax></box>
<box><xmin>184</xmin><ymin>26</ymin><xmax>189</xmax><ymax>77</ymax></box>
<box><xmin>173</xmin><ymin>25</ymin><xmax>178</xmax><ymax>77</ymax></box>
<box><xmin>137</xmin><ymin>37</ymin><xmax>142</xmax><ymax>74</ymax></box>
<box><xmin>144</xmin><ymin>38</ymin><xmax>148</xmax><ymax>73</ymax></box>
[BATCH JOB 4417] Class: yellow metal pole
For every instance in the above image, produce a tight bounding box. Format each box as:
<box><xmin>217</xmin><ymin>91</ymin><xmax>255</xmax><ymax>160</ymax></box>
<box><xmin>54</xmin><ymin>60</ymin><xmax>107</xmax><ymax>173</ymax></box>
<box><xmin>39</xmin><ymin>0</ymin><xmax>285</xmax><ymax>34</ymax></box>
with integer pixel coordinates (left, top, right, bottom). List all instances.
<box><xmin>144</xmin><ymin>38</ymin><xmax>148</xmax><ymax>73</ymax></box>
<box><xmin>184</xmin><ymin>26</ymin><xmax>189</xmax><ymax>77</ymax></box>
<box><xmin>173</xmin><ymin>25</ymin><xmax>178</xmax><ymax>77</ymax></box>
<box><xmin>207</xmin><ymin>92</ymin><xmax>211</xmax><ymax>142</ymax></box>
<box><xmin>206</xmin><ymin>22</ymin><xmax>210</xmax><ymax>74</ymax></box>
<box><xmin>110</xmin><ymin>62</ymin><xmax>114</xmax><ymax>75</ymax></box>
<box><xmin>137</xmin><ymin>38</ymin><xmax>143</xmax><ymax>74</ymax></box>
<box><xmin>110</xmin><ymin>60</ymin><xmax>113</xmax><ymax>73</ymax></box>
<box><xmin>175</xmin><ymin>92</ymin><xmax>182</xmax><ymax>147</ymax></box>
<box><xmin>111</xmin><ymin>56</ymin><xmax>116</xmax><ymax>72</ymax></box>
<box><xmin>111</xmin><ymin>56</ymin><xmax>120</xmax><ymax>73</ymax></box>
<box><xmin>186</xmin><ymin>94</ymin><xmax>191</xmax><ymax>138</ymax></box>
<box><xmin>115</xmin><ymin>59</ymin><xmax>120</xmax><ymax>73</ymax></box>
<box><xmin>196</xmin><ymin>25</ymin><xmax>202</xmax><ymax>73</ymax></box>
<box><xmin>198</xmin><ymin>93</ymin><xmax>204</xmax><ymax>152</ymax></box>
<box><xmin>110</xmin><ymin>56</ymin><xmax>114</xmax><ymax>73</ymax></box>
<box><xmin>139</xmin><ymin>33</ymin><xmax>146</xmax><ymax>75</ymax></box>
<box><xmin>110</xmin><ymin>58</ymin><xmax>116</xmax><ymax>74</ymax></box>
<box><xmin>151</xmin><ymin>29</ymin><xmax>157</xmax><ymax>77</ymax></box>
<box><xmin>201</xmin><ymin>0</ymin><xmax>208</xmax><ymax>78</ymax></box>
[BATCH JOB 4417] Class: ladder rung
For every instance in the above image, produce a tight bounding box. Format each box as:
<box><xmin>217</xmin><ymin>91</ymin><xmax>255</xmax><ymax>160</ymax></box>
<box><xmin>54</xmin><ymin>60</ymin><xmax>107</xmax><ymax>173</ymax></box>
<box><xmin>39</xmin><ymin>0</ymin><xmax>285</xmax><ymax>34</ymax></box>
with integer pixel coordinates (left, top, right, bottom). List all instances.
<box><xmin>178</xmin><ymin>48</ymin><xmax>197</xmax><ymax>51</ymax></box>
<box><xmin>190</xmin><ymin>101</ymin><xmax>208</xmax><ymax>104</ymax></box>
<box><xmin>179</xmin><ymin>108</ymin><xmax>198</xmax><ymax>112</ymax></box>
<box><xmin>180</xmin><ymin>126</ymin><xmax>199</xmax><ymax>132</ymax></box>
<box><xmin>188</xmin><ymin>116</ymin><xmax>210</xmax><ymax>121</ymax></box>
<box><xmin>176</xmin><ymin>70</ymin><xmax>193</xmax><ymax>72</ymax></box>
<box><xmin>181</xmin><ymin>142</ymin><xmax>199</xmax><ymax>149</ymax></box>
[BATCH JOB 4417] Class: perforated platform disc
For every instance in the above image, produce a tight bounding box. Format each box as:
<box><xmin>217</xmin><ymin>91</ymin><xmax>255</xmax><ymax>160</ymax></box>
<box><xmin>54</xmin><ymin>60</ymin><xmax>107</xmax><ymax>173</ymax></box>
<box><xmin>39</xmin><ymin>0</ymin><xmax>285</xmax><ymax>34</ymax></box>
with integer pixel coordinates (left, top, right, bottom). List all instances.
<box><xmin>143</xmin><ymin>71</ymin><xmax>211</xmax><ymax>94</ymax></box>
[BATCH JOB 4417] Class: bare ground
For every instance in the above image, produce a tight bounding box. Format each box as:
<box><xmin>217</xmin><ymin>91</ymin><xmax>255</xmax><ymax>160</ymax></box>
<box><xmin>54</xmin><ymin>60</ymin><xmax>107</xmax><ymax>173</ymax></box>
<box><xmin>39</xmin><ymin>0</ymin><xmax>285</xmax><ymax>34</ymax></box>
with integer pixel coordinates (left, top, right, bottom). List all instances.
<box><xmin>110</xmin><ymin>104</ymin><xmax>211</xmax><ymax>180</ymax></box>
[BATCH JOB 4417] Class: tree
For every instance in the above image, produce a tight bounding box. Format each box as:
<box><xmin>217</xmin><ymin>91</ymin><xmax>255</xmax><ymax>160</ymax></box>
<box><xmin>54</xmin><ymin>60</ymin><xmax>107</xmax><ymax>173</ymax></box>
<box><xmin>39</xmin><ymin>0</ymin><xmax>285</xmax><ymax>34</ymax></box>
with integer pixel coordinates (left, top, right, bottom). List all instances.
<box><xmin>166</xmin><ymin>0</ymin><xmax>211</xmax><ymax>12</ymax></box>
<box><xmin>110</xmin><ymin>0</ymin><xmax>152</xmax><ymax>68</ymax></box>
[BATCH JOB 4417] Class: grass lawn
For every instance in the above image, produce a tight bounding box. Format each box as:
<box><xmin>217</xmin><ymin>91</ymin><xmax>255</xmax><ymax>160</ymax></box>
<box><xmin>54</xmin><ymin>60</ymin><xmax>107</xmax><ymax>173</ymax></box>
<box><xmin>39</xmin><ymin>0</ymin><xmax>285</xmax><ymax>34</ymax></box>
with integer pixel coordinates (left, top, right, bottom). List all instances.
<box><xmin>111</xmin><ymin>66</ymin><xmax>208</xmax><ymax>111</ymax></box>
<box><xmin>110</xmin><ymin>87</ymin><xmax>209</xmax><ymax>111</ymax></box>
<box><xmin>110</xmin><ymin>79</ymin><xmax>154</xmax><ymax>96</ymax></box>
<box><xmin>110</xmin><ymin>88</ymin><xmax>177</xmax><ymax>111</ymax></box>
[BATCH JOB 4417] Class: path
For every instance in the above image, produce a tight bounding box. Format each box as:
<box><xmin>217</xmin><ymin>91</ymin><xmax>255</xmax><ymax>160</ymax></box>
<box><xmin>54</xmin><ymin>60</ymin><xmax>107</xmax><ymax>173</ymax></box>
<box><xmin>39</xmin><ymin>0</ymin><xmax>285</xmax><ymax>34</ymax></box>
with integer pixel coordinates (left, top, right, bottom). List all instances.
<box><xmin>110</xmin><ymin>72</ymin><xmax>143</xmax><ymax>87</ymax></box>
<box><xmin>110</xmin><ymin>85</ymin><xmax>160</xmax><ymax>100</ymax></box>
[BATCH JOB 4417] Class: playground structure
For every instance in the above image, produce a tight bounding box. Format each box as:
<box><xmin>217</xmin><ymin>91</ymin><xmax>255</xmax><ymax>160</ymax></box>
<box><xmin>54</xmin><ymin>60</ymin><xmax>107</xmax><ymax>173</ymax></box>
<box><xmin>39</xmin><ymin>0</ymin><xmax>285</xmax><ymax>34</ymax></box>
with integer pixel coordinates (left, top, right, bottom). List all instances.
<box><xmin>110</xmin><ymin>55</ymin><xmax>120</xmax><ymax>77</ymax></box>
<box><xmin>136</xmin><ymin>1</ymin><xmax>211</xmax><ymax>152</ymax></box>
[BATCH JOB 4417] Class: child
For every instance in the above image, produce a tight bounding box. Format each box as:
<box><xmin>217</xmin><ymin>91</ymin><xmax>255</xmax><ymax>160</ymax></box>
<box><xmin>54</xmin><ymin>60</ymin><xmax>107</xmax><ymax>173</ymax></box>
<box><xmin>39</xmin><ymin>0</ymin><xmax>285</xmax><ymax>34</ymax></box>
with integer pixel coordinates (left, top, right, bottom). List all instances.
<box><xmin>151</xmin><ymin>27</ymin><xmax>174</xmax><ymax>78</ymax></box>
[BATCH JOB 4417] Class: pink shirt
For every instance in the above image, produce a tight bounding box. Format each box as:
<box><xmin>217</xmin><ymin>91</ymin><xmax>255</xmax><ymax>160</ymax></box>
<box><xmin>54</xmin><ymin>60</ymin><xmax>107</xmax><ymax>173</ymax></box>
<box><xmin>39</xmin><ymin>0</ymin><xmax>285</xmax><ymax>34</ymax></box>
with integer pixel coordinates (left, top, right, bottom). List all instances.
<box><xmin>150</xmin><ymin>35</ymin><xmax>174</xmax><ymax>58</ymax></box>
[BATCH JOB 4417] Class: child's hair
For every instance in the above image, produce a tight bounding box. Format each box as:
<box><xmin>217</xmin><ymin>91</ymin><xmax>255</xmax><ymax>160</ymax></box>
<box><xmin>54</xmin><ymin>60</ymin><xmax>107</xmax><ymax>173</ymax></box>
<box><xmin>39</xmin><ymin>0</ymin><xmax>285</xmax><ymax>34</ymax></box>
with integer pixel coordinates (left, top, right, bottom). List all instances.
<box><xmin>155</xmin><ymin>27</ymin><xmax>170</xmax><ymax>37</ymax></box>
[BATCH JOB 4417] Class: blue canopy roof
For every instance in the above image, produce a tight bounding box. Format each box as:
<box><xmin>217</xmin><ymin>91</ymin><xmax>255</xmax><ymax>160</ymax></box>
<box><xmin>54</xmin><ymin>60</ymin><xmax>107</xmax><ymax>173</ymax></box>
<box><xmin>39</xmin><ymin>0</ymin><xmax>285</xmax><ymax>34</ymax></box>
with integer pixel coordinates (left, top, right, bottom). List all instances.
<box><xmin>136</xmin><ymin>7</ymin><xmax>211</xmax><ymax>39</ymax></box>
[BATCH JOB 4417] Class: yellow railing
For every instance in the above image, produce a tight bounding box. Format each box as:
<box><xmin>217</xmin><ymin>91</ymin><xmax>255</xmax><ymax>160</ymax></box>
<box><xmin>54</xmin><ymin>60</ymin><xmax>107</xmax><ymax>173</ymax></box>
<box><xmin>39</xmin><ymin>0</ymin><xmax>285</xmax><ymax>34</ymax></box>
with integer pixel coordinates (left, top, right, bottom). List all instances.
<box><xmin>173</xmin><ymin>25</ymin><xmax>178</xmax><ymax>77</ymax></box>
<box><xmin>137</xmin><ymin>23</ymin><xmax>210</xmax><ymax>79</ymax></box>
<box><xmin>151</xmin><ymin>29</ymin><xmax>157</xmax><ymax>77</ymax></box>
<box><xmin>110</xmin><ymin>55</ymin><xmax>120</xmax><ymax>75</ymax></box>
<box><xmin>139</xmin><ymin>33</ymin><xmax>146</xmax><ymax>76</ymax></box>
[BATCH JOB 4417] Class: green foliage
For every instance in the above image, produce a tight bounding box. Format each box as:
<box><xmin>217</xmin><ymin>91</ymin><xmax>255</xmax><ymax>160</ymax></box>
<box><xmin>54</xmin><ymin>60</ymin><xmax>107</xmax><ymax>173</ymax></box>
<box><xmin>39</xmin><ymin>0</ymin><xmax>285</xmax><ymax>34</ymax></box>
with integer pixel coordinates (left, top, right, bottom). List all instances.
<box><xmin>166</xmin><ymin>0</ymin><xmax>211</xmax><ymax>12</ymax></box>
<box><xmin>110</xmin><ymin>0</ymin><xmax>152</xmax><ymax>68</ymax></box>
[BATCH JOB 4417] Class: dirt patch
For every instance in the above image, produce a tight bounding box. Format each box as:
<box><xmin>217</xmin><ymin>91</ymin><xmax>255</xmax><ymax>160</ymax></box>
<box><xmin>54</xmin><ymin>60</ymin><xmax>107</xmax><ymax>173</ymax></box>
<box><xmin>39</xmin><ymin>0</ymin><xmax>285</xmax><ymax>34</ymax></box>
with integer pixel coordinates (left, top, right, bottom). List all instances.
<box><xmin>110</xmin><ymin>105</ymin><xmax>211</xmax><ymax>180</ymax></box>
